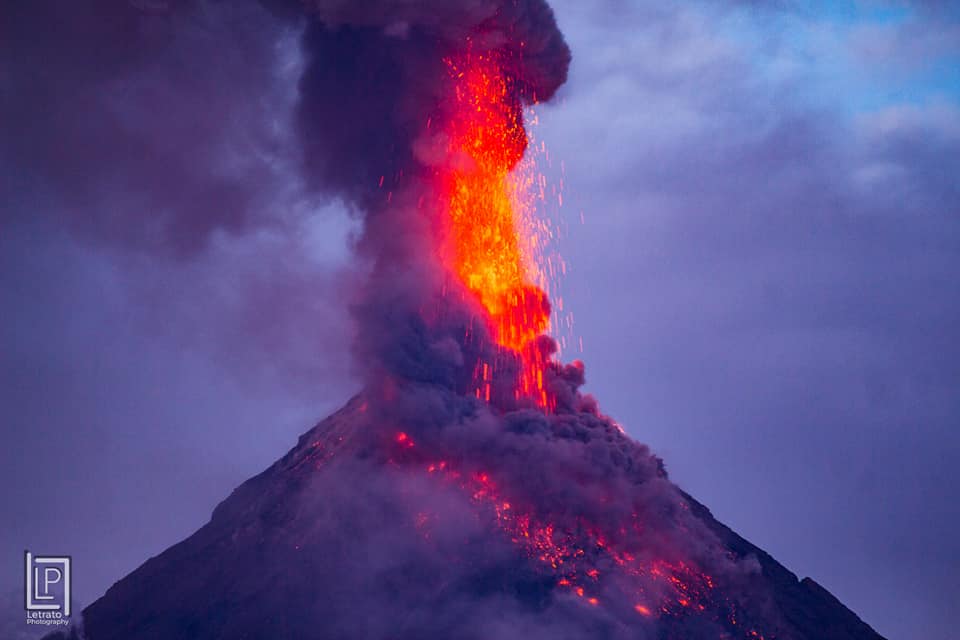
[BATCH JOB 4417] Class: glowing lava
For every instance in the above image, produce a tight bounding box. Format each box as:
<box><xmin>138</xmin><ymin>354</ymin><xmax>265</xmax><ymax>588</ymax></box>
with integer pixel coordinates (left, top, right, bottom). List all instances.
<box><xmin>417</xmin><ymin>459</ymin><xmax>770</xmax><ymax>636</ymax></box>
<box><xmin>439</xmin><ymin>52</ymin><xmax>553</xmax><ymax>408</ymax></box>
<box><xmin>386</xmin><ymin>432</ymin><xmax>767</xmax><ymax>638</ymax></box>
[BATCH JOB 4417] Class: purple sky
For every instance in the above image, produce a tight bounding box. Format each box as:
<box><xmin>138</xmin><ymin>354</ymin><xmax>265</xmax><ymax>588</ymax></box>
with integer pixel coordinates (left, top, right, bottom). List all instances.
<box><xmin>2</xmin><ymin>2</ymin><xmax>958</xmax><ymax>639</ymax></box>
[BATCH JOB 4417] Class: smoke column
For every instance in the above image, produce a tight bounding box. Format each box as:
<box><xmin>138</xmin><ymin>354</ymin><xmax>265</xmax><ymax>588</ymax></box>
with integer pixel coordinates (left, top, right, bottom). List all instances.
<box><xmin>279</xmin><ymin>0</ymin><xmax>577</xmax><ymax>410</ymax></box>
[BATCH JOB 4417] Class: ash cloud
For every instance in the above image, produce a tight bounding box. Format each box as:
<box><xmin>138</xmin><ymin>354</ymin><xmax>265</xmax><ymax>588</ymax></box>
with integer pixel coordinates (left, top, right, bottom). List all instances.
<box><xmin>0</xmin><ymin>2</ymin><xmax>357</xmax><ymax>612</ymax></box>
<box><xmin>261</xmin><ymin>0</ymin><xmax>571</xmax><ymax>211</ymax></box>
<box><xmin>1</xmin><ymin>0</ymin><xmax>304</xmax><ymax>255</ymax></box>
<box><xmin>264</xmin><ymin>0</ymin><xmax>572</xmax><ymax>392</ymax></box>
<box><xmin>1</xmin><ymin>0</ymin><xmax>572</xmax><ymax>390</ymax></box>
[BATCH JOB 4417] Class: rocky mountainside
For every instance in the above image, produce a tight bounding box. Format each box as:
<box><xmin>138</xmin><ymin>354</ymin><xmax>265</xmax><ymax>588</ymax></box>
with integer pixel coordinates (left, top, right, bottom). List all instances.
<box><xmin>49</xmin><ymin>392</ymin><xmax>886</xmax><ymax>640</ymax></box>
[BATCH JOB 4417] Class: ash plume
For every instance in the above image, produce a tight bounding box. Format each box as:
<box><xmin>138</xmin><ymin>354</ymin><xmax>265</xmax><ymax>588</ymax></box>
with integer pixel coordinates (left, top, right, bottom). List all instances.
<box><xmin>286</xmin><ymin>0</ymin><xmax>571</xmax><ymax>206</ymax></box>
<box><xmin>0</xmin><ymin>0</ymin><xmax>571</xmax><ymax>389</ymax></box>
<box><xmin>269</xmin><ymin>0</ymin><xmax>573</xmax><ymax>396</ymax></box>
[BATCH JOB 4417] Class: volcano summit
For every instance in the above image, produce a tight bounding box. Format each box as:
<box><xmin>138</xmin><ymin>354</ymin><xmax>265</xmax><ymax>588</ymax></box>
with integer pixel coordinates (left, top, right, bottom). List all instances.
<box><xmin>60</xmin><ymin>386</ymin><xmax>884</xmax><ymax>640</ymax></box>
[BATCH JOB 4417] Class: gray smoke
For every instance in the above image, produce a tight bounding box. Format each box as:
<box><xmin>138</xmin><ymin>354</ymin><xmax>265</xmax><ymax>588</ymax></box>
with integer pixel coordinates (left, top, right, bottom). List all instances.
<box><xmin>0</xmin><ymin>0</ymin><xmax>308</xmax><ymax>255</ymax></box>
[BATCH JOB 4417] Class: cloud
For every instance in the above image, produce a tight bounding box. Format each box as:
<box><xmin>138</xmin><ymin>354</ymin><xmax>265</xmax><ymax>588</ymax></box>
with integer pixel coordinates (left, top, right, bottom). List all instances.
<box><xmin>1</xmin><ymin>0</ymin><xmax>307</xmax><ymax>255</ymax></box>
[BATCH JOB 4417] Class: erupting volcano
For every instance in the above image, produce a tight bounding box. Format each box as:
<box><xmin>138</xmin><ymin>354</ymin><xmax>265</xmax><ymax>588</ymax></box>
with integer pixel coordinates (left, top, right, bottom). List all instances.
<box><xmin>47</xmin><ymin>1</ymin><xmax>887</xmax><ymax>639</ymax></box>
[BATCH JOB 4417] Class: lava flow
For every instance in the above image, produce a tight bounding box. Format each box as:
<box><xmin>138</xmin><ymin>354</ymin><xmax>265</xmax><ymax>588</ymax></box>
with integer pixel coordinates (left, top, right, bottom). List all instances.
<box><xmin>438</xmin><ymin>52</ymin><xmax>554</xmax><ymax>409</ymax></box>
<box><xmin>389</xmin><ymin>432</ymin><xmax>768</xmax><ymax>639</ymax></box>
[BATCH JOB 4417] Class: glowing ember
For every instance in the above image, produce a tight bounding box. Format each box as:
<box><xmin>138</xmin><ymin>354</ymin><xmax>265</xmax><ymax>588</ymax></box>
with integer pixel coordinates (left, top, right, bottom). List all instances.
<box><xmin>438</xmin><ymin>52</ymin><xmax>554</xmax><ymax>408</ymax></box>
<box><xmin>419</xmin><ymin>454</ymin><xmax>710</xmax><ymax>619</ymax></box>
<box><xmin>384</xmin><ymin>431</ymin><xmax>767</xmax><ymax>638</ymax></box>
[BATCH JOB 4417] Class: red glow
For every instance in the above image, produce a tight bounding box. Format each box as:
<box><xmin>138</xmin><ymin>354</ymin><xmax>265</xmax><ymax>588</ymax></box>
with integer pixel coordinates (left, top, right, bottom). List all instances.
<box><xmin>395</xmin><ymin>431</ymin><xmax>415</xmax><ymax>448</ymax></box>
<box><xmin>387</xmin><ymin>435</ymin><xmax>767</xmax><ymax>636</ymax></box>
<box><xmin>420</xmin><ymin>457</ymin><xmax>727</xmax><ymax>621</ymax></box>
<box><xmin>439</xmin><ymin>53</ymin><xmax>554</xmax><ymax>408</ymax></box>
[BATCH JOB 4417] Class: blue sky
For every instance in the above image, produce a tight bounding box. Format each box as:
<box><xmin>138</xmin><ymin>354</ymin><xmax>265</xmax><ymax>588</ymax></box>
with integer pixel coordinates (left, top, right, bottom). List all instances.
<box><xmin>720</xmin><ymin>0</ymin><xmax>960</xmax><ymax>113</ymax></box>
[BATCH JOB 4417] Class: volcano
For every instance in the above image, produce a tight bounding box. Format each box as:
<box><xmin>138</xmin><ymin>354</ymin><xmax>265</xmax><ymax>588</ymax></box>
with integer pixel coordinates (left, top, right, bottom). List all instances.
<box><xmin>29</xmin><ymin>1</ymin><xmax>890</xmax><ymax>638</ymax></box>
<box><xmin>50</xmin><ymin>386</ymin><xmax>884</xmax><ymax>640</ymax></box>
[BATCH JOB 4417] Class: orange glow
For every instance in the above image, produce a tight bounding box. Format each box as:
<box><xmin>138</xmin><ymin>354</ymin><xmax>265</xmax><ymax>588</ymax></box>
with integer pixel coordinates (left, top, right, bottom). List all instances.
<box><xmin>416</xmin><ymin>456</ymin><xmax>727</xmax><ymax>623</ymax></box>
<box><xmin>439</xmin><ymin>52</ymin><xmax>553</xmax><ymax>408</ymax></box>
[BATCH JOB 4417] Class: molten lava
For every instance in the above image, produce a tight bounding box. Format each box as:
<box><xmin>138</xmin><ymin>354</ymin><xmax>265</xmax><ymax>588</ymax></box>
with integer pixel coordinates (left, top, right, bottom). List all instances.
<box><xmin>424</xmin><ymin>456</ymin><xmax>718</xmax><ymax>619</ymax></box>
<box><xmin>387</xmin><ymin>432</ymin><xmax>768</xmax><ymax>638</ymax></box>
<box><xmin>439</xmin><ymin>52</ymin><xmax>553</xmax><ymax>408</ymax></box>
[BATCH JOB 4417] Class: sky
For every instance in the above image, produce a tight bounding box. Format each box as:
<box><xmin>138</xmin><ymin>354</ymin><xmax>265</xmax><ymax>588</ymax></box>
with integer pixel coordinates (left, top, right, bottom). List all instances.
<box><xmin>1</xmin><ymin>1</ymin><xmax>958</xmax><ymax>639</ymax></box>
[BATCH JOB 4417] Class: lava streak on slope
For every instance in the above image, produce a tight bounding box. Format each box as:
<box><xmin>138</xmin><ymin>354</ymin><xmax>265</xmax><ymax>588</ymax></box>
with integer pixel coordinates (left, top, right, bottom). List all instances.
<box><xmin>437</xmin><ymin>51</ymin><xmax>555</xmax><ymax>409</ymax></box>
<box><xmin>389</xmin><ymin>430</ymin><xmax>771</xmax><ymax>640</ymax></box>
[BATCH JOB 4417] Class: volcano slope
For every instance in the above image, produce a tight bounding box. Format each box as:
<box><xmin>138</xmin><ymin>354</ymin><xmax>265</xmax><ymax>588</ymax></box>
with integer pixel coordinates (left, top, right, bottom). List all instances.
<box><xmin>53</xmin><ymin>386</ymin><xmax>885</xmax><ymax>640</ymax></box>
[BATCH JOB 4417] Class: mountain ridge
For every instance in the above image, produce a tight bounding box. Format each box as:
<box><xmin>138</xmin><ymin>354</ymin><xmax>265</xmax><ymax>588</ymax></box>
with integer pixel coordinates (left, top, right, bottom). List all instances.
<box><xmin>48</xmin><ymin>392</ymin><xmax>886</xmax><ymax>640</ymax></box>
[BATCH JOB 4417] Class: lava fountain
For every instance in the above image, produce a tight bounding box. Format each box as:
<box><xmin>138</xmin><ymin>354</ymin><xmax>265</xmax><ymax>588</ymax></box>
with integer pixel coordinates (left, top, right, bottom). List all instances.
<box><xmin>437</xmin><ymin>51</ymin><xmax>555</xmax><ymax>409</ymax></box>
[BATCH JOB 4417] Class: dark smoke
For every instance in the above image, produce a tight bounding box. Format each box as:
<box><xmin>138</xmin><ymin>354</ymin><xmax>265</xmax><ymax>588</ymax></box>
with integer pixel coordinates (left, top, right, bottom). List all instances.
<box><xmin>268</xmin><ymin>0</ymin><xmax>573</xmax><ymax>394</ymax></box>
<box><xmin>0</xmin><ymin>0</ymin><xmax>302</xmax><ymax>256</ymax></box>
<box><xmin>0</xmin><ymin>0</ymin><xmax>568</xmax><ymax>255</ymax></box>
<box><xmin>0</xmin><ymin>0</ymin><xmax>572</xmax><ymax>389</ymax></box>
<box><xmin>287</xmin><ymin>0</ymin><xmax>570</xmax><ymax>206</ymax></box>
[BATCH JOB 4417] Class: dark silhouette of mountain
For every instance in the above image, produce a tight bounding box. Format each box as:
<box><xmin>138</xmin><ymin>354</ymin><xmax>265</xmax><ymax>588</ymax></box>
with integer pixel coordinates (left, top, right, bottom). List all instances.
<box><xmin>46</xmin><ymin>392</ymin><xmax>886</xmax><ymax>640</ymax></box>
